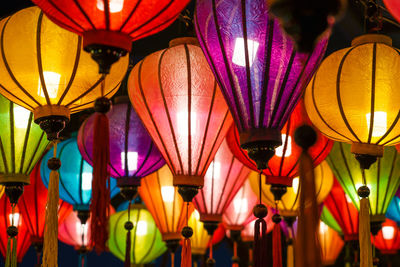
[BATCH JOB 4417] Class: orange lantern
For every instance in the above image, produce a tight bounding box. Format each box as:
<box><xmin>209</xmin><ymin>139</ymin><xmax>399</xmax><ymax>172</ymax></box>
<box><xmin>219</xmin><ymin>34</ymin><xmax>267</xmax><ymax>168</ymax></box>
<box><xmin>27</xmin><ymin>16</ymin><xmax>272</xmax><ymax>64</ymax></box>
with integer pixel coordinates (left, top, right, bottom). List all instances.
<box><xmin>319</xmin><ymin>221</ymin><xmax>345</xmax><ymax>266</ymax></box>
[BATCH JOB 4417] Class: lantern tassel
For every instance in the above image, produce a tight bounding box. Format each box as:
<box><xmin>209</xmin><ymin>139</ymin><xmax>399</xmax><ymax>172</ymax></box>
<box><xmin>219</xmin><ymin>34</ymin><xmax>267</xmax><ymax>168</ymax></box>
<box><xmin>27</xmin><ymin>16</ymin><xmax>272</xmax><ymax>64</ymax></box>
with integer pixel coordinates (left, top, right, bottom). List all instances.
<box><xmin>78</xmin><ymin>253</ymin><xmax>87</xmax><ymax>267</ymax></box>
<box><xmin>181</xmin><ymin>202</ymin><xmax>192</xmax><ymax>267</ymax></box>
<box><xmin>253</xmin><ymin>171</ymin><xmax>268</xmax><ymax>267</ymax></box>
<box><xmin>294</xmin><ymin>125</ymin><xmax>321</xmax><ymax>267</ymax></box>
<box><xmin>42</xmin><ymin>142</ymin><xmax>60</xmax><ymax>267</ymax></box>
<box><xmin>359</xmin><ymin>196</ymin><xmax>372</xmax><ymax>267</ymax></box>
<box><xmin>273</xmin><ymin>222</ymin><xmax>282</xmax><ymax>267</ymax></box>
<box><xmin>91</xmin><ymin>108</ymin><xmax>111</xmax><ymax>254</ymax></box>
<box><xmin>232</xmin><ymin>241</ymin><xmax>238</xmax><ymax>267</ymax></box>
<box><xmin>170</xmin><ymin>252</ymin><xmax>175</xmax><ymax>267</ymax></box>
<box><xmin>287</xmin><ymin>229</ymin><xmax>294</xmax><ymax>267</ymax></box>
<box><xmin>124</xmin><ymin>201</ymin><xmax>133</xmax><ymax>267</ymax></box>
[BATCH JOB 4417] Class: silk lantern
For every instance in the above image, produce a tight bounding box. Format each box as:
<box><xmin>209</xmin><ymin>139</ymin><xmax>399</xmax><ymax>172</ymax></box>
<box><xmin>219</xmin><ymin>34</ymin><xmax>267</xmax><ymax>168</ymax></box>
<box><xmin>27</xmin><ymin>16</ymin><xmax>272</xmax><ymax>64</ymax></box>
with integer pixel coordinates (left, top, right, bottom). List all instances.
<box><xmin>319</xmin><ymin>221</ymin><xmax>345</xmax><ymax>266</ymax></box>
<box><xmin>0</xmin><ymin>196</ymin><xmax>31</xmax><ymax>265</ymax></box>
<box><xmin>138</xmin><ymin>165</ymin><xmax>193</xmax><ymax>266</ymax></box>
<box><xmin>386</xmin><ymin>196</ymin><xmax>400</xmax><ymax>224</ymax></box>
<box><xmin>383</xmin><ymin>0</ymin><xmax>400</xmax><ymax>26</ymax></box>
<box><xmin>320</xmin><ymin>206</ymin><xmax>343</xmax><ymax>235</ymax></box>
<box><xmin>32</xmin><ymin>0</ymin><xmax>190</xmax><ymax>73</ymax></box>
<box><xmin>19</xmin><ymin>159</ymin><xmax>72</xmax><ymax>265</ymax></box>
<box><xmin>193</xmin><ymin>138</ymin><xmax>251</xmax><ymax>236</ymax></box>
<box><xmin>372</xmin><ymin>218</ymin><xmax>400</xmax><ymax>255</ymax></box>
<box><xmin>324</xmin><ymin>178</ymin><xmax>358</xmax><ymax>241</ymax></box>
<box><xmin>108</xmin><ymin>204</ymin><xmax>166</xmax><ymax>265</ymax></box>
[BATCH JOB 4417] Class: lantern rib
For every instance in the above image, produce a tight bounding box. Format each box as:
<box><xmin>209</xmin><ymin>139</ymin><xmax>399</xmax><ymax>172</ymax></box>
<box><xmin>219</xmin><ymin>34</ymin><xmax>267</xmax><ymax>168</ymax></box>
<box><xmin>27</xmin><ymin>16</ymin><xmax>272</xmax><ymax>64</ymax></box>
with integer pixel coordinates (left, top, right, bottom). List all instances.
<box><xmin>240</xmin><ymin>0</ymin><xmax>255</xmax><ymax>128</ymax></box>
<box><xmin>194</xmin><ymin>80</ymin><xmax>217</xmax><ymax>175</ymax></box>
<box><xmin>69</xmin><ymin>83</ymin><xmax>119</xmax><ymax>112</ymax></box>
<box><xmin>140</xmin><ymin>220</ymin><xmax>158</xmax><ymax>263</ymax></box>
<box><xmin>78</xmin><ymin>157</ymin><xmax>84</xmax><ymax>205</ymax></box>
<box><xmin>343</xmin><ymin>192</ymin><xmax>357</xmax><ymax>237</ymax></box>
<box><xmin>132</xmin><ymin>14</ymin><xmax>178</xmax><ymax>41</ymax></box>
<box><xmin>135</xmin><ymin>142</ymin><xmax>153</xmax><ymax>178</ymax></box>
<box><xmin>328</xmin><ymin>194</ymin><xmax>348</xmax><ymax>236</ymax></box>
<box><xmin>19</xmin><ymin>198</ymin><xmax>34</xmax><ymax>235</ymax></box>
<box><xmin>123</xmin><ymin>105</ymin><xmax>130</xmax><ymax>177</ymax></box>
<box><xmin>118</xmin><ymin>0</ymin><xmax>142</xmax><ymax>32</ymax></box>
<box><xmin>23</xmin><ymin>132</ymin><xmax>46</xmax><ymax>174</ymax></box>
<box><xmin>171</xmin><ymin>189</ymin><xmax>176</xmax><ymax>231</ymax></box>
<box><xmin>376</xmin><ymin>111</ymin><xmax>400</xmax><ymax>145</ymax></box>
<box><xmin>18</xmin><ymin>114</ymin><xmax>33</xmax><ymax>173</ymax></box>
<box><xmin>34</xmin><ymin>175</ymin><xmax>40</xmax><ymax>236</ymax></box>
<box><xmin>137</xmin><ymin>60</ymin><xmax>176</xmax><ymax>174</ymax></box>
<box><xmin>47</xmin><ymin>0</ymin><xmax>86</xmax><ymax>32</ymax></box>
<box><xmin>103</xmin><ymin>0</ymin><xmax>111</xmax><ymax>30</ymax></box>
<box><xmin>376</xmin><ymin>159</ymin><xmax>381</xmax><ymax>214</ymax></box>
<box><xmin>209</xmin><ymin>0</ymin><xmax>245</xmax><ymax>130</ymax></box>
<box><xmin>113</xmin><ymin>213</ymin><xmax>124</xmax><ymax>256</ymax></box>
<box><xmin>127</xmin><ymin>0</ymin><xmax>175</xmax><ymax>36</ymax></box>
<box><xmin>277</xmin><ymin>122</ymin><xmax>291</xmax><ymax>176</ymax></box>
<box><xmin>258</xmin><ymin>18</ymin><xmax>274</xmax><ymax>127</ymax></box>
<box><xmin>64</xmin><ymin>76</ymin><xmax>104</xmax><ymax>108</ymax></box>
<box><xmin>196</xmin><ymin>180</ymin><xmax>208</xmax><ymax>215</ymax></box>
<box><xmin>57</xmin><ymin>37</ymin><xmax>82</xmax><ymax>105</ymax></box>
<box><xmin>380</xmin><ymin>151</ymin><xmax>397</xmax><ymax>215</ymax></box>
<box><xmin>0</xmin><ymin>139</ymin><xmax>8</xmax><ymax>173</ymax></box>
<box><xmin>0</xmin><ymin>84</ymin><xmax>34</xmax><ymax>110</ymax></box>
<box><xmin>210</xmin><ymin>167</ymin><xmax>214</xmax><ymax>213</ymax></box>
<box><xmin>157</xmin><ymin>49</ymin><xmax>184</xmax><ymax>174</ymax></box>
<box><xmin>141</xmin><ymin>179</ymin><xmax>162</xmax><ymax>231</ymax></box>
<box><xmin>367</xmin><ymin>44</ymin><xmax>377</xmax><ymax>144</ymax></box>
<box><xmin>9</xmin><ymin>104</ymin><xmax>15</xmax><ymax>173</ymax></box>
<box><xmin>185</xmin><ymin>44</ymin><xmax>193</xmax><ymax>176</ymax></box>
<box><xmin>156</xmin><ymin>171</ymin><xmax>171</xmax><ymax>232</ymax></box>
<box><xmin>336</xmin><ymin>46</ymin><xmax>362</xmax><ymax>143</ymax></box>
<box><xmin>0</xmin><ymin>17</ymin><xmax>41</xmax><ymax>107</ymax></box>
<box><xmin>36</xmin><ymin>13</ymin><xmax>52</xmax><ymax>105</ymax></box>
<box><xmin>132</xmin><ymin>210</ymin><xmax>140</xmax><ymax>263</ymax></box>
<box><xmin>215</xmin><ymin>156</ymin><xmax>235</xmax><ymax>213</ymax></box>
<box><xmin>337</xmin><ymin>143</ymin><xmax>358</xmax><ymax>201</ymax></box>
<box><xmin>71</xmin><ymin>0</ymin><xmax>97</xmax><ymax>30</ymax></box>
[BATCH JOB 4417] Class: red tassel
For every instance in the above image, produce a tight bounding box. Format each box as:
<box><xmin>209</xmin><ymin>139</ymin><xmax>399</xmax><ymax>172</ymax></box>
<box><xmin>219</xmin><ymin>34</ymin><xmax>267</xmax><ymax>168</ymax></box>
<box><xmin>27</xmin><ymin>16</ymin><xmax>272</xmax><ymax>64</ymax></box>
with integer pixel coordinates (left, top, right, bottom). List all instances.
<box><xmin>254</xmin><ymin>218</ymin><xmax>267</xmax><ymax>267</ymax></box>
<box><xmin>181</xmin><ymin>238</ymin><xmax>192</xmax><ymax>267</ymax></box>
<box><xmin>124</xmin><ymin>230</ymin><xmax>131</xmax><ymax>267</ymax></box>
<box><xmin>232</xmin><ymin>241</ymin><xmax>239</xmax><ymax>267</ymax></box>
<box><xmin>91</xmin><ymin>113</ymin><xmax>111</xmax><ymax>254</ymax></box>
<box><xmin>273</xmin><ymin>223</ymin><xmax>282</xmax><ymax>267</ymax></box>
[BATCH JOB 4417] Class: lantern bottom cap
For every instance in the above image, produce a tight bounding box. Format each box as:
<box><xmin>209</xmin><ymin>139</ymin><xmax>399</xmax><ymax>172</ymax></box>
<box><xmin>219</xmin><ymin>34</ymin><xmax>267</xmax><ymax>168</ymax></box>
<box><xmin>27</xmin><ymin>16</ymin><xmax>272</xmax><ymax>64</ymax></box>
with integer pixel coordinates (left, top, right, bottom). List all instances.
<box><xmin>162</xmin><ymin>233</ymin><xmax>182</xmax><ymax>241</ymax></box>
<box><xmin>173</xmin><ymin>175</ymin><xmax>204</xmax><ymax>187</ymax></box>
<box><xmin>169</xmin><ymin>37</ymin><xmax>200</xmax><ymax>47</ymax></box>
<box><xmin>83</xmin><ymin>30</ymin><xmax>132</xmax><ymax>52</ymax></box>
<box><xmin>351</xmin><ymin>143</ymin><xmax>383</xmax><ymax>169</ymax></box>
<box><xmin>33</xmin><ymin>105</ymin><xmax>70</xmax><ymax>121</ymax></box>
<box><xmin>0</xmin><ymin>173</ymin><xmax>30</xmax><ymax>185</ymax></box>
<box><xmin>352</xmin><ymin>34</ymin><xmax>392</xmax><ymax>46</ymax></box>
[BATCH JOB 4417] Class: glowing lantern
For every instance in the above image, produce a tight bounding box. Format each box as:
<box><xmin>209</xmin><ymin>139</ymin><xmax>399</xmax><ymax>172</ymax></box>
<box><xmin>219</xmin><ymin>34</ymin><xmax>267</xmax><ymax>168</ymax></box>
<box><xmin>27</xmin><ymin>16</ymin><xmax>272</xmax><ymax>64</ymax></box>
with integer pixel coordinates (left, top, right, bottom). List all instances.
<box><xmin>108</xmin><ymin>204</ymin><xmax>166</xmax><ymax>264</ymax></box>
<box><xmin>18</xmin><ymin>160</ymin><xmax>72</xmax><ymax>265</ymax></box>
<box><xmin>318</xmin><ymin>221</ymin><xmax>345</xmax><ymax>266</ymax></box>
<box><xmin>386</xmin><ymin>196</ymin><xmax>400</xmax><ymax>224</ymax></box>
<box><xmin>320</xmin><ymin>206</ymin><xmax>343</xmax><ymax>235</ymax></box>
<box><xmin>383</xmin><ymin>0</ymin><xmax>400</xmax><ymax>25</ymax></box>
<box><xmin>372</xmin><ymin>219</ymin><xmax>400</xmax><ymax>255</ymax></box>
<box><xmin>323</xmin><ymin>179</ymin><xmax>358</xmax><ymax>241</ymax></box>
<box><xmin>32</xmin><ymin>0</ymin><xmax>190</xmax><ymax>73</ymax></box>
<box><xmin>0</xmin><ymin>196</ymin><xmax>31</xmax><ymax>264</ymax></box>
<box><xmin>138</xmin><ymin>165</ymin><xmax>193</xmax><ymax>264</ymax></box>
<box><xmin>193</xmin><ymin>139</ymin><xmax>251</xmax><ymax>236</ymax></box>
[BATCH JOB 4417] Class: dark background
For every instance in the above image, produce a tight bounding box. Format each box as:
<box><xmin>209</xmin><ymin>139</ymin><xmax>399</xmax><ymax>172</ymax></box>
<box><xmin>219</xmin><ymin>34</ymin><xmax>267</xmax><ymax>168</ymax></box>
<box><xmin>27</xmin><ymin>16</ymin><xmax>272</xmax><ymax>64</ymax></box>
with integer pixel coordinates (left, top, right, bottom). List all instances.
<box><xmin>0</xmin><ymin>0</ymin><xmax>399</xmax><ymax>266</ymax></box>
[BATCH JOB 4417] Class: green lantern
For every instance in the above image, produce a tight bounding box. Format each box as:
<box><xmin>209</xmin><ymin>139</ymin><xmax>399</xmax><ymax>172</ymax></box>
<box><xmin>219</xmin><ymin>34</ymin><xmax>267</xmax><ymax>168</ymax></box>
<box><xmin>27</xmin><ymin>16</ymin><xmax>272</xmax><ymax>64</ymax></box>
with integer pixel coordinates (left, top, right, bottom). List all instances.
<box><xmin>326</xmin><ymin>142</ymin><xmax>400</xmax><ymax>230</ymax></box>
<box><xmin>321</xmin><ymin>206</ymin><xmax>343</xmax><ymax>235</ymax></box>
<box><xmin>108</xmin><ymin>204</ymin><xmax>166</xmax><ymax>264</ymax></box>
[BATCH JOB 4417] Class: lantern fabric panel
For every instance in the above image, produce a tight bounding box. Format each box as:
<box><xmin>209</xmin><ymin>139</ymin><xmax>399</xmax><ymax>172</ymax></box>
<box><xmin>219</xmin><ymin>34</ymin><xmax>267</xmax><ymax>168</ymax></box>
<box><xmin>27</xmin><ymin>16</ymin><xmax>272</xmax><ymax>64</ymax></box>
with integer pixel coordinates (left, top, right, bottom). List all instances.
<box><xmin>0</xmin><ymin>7</ymin><xmax>128</xmax><ymax>117</ymax></box>
<box><xmin>386</xmin><ymin>196</ymin><xmax>400</xmax><ymax>224</ymax></box>
<box><xmin>128</xmin><ymin>39</ymin><xmax>232</xmax><ymax>179</ymax></box>
<box><xmin>320</xmin><ymin>206</ymin><xmax>343</xmax><ymax>235</ymax></box>
<box><xmin>194</xmin><ymin>139</ymin><xmax>251</xmax><ymax>219</ymax></box>
<box><xmin>108</xmin><ymin>205</ymin><xmax>166</xmax><ymax>264</ymax></box>
<box><xmin>326</xmin><ymin>142</ymin><xmax>400</xmax><ymax>218</ymax></box>
<box><xmin>195</xmin><ymin>0</ymin><xmax>328</xmax><ymax>134</ymax></box>
<box><xmin>138</xmin><ymin>165</ymin><xmax>192</xmax><ymax>240</ymax></box>
<box><xmin>78</xmin><ymin>99</ymin><xmax>165</xmax><ymax>179</ymax></box>
<box><xmin>0</xmin><ymin>196</ymin><xmax>31</xmax><ymax>263</ymax></box>
<box><xmin>304</xmin><ymin>34</ymin><xmax>400</xmax><ymax>146</ymax></box>
<box><xmin>59</xmin><ymin>211</ymin><xmax>91</xmax><ymax>249</ymax></box>
<box><xmin>189</xmin><ymin>210</ymin><xmax>211</xmax><ymax>255</ymax></box>
<box><xmin>250</xmin><ymin>161</ymin><xmax>333</xmax><ymax>216</ymax></box>
<box><xmin>0</xmin><ymin>93</ymin><xmax>49</xmax><ymax>182</ymax></box>
<box><xmin>319</xmin><ymin>221</ymin><xmax>344</xmax><ymax>266</ymax></box>
<box><xmin>41</xmin><ymin>134</ymin><xmax>119</xmax><ymax>209</ymax></box>
<box><xmin>323</xmin><ymin>178</ymin><xmax>358</xmax><ymax>241</ymax></box>
<box><xmin>372</xmin><ymin>218</ymin><xmax>400</xmax><ymax>254</ymax></box>
<box><xmin>384</xmin><ymin>0</ymin><xmax>400</xmax><ymax>24</ymax></box>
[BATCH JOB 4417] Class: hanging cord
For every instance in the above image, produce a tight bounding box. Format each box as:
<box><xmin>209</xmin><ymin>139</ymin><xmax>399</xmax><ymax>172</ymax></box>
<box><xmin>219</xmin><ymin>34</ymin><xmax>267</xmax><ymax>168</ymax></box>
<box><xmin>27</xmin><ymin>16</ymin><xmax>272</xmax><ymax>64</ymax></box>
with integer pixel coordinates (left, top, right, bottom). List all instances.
<box><xmin>5</xmin><ymin>204</ymin><xmax>18</xmax><ymax>267</ymax></box>
<box><xmin>181</xmin><ymin>202</ymin><xmax>192</xmax><ymax>267</ymax></box>
<box><xmin>170</xmin><ymin>252</ymin><xmax>175</xmax><ymax>267</ymax></box>
<box><xmin>42</xmin><ymin>141</ymin><xmax>60</xmax><ymax>267</ymax></box>
<box><xmin>253</xmin><ymin>171</ymin><xmax>268</xmax><ymax>267</ymax></box>
<box><xmin>232</xmin><ymin>240</ymin><xmax>239</xmax><ymax>267</ymax></box>
<box><xmin>272</xmin><ymin>202</ymin><xmax>282</xmax><ymax>267</ymax></box>
<box><xmin>124</xmin><ymin>201</ymin><xmax>133</xmax><ymax>267</ymax></box>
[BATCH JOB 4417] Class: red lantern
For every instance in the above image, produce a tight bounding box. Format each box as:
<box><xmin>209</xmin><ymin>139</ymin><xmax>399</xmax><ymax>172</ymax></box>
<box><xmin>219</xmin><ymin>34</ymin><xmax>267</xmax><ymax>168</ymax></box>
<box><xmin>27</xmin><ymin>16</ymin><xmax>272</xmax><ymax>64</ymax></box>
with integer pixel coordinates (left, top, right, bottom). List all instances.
<box><xmin>0</xmin><ymin>196</ymin><xmax>31</xmax><ymax>263</ymax></box>
<box><xmin>59</xmin><ymin>211</ymin><xmax>92</xmax><ymax>250</ymax></box>
<box><xmin>323</xmin><ymin>178</ymin><xmax>359</xmax><ymax>241</ymax></box>
<box><xmin>373</xmin><ymin>219</ymin><xmax>400</xmax><ymax>255</ymax></box>
<box><xmin>226</xmin><ymin>100</ymin><xmax>333</xmax><ymax>184</ymax></box>
<box><xmin>18</xmin><ymin>160</ymin><xmax>72</xmax><ymax>264</ymax></box>
<box><xmin>193</xmin><ymin>138</ymin><xmax>251</xmax><ymax>235</ymax></box>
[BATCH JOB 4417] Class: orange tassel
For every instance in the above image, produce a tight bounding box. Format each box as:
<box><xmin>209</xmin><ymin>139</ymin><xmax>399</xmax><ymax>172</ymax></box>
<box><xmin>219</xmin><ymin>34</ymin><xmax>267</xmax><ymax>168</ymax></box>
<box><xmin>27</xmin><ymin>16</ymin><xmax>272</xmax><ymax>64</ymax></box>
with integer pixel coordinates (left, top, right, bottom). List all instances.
<box><xmin>273</xmin><ymin>223</ymin><xmax>282</xmax><ymax>267</ymax></box>
<box><xmin>91</xmin><ymin>112</ymin><xmax>111</xmax><ymax>254</ymax></box>
<box><xmin>232</xmin><ymin>241</ymin><xmax>239</xmax><ymax>267</ymax></box>
<box><xmin>181</xmin><ymin>238</ymin><xmax>192</xmax><ymax>267</ymax></box>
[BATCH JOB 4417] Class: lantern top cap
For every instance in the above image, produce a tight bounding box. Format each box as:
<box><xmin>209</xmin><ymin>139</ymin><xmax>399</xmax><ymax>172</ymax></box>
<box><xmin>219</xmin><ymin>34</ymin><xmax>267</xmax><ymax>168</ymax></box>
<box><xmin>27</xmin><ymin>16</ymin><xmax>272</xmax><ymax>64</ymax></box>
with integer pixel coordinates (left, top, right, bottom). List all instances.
<box><xmin>169</xmin><ymin>37</ymin><xmax>200</xmax><ymax>48</ymax></box>
<box><xmin>351</xmin><ymin>34</ymin><xmax>392</xmax><ymax>46</ymax></box>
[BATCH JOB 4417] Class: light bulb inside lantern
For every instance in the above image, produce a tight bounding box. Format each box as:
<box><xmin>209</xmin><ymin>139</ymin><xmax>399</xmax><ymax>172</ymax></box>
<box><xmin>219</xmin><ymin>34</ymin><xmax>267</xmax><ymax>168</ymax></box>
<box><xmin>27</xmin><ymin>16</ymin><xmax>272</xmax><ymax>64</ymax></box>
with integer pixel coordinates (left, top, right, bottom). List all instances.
<box><xmin>177</xmin><ymin>111</ymin><xmax>197</xmax><ymax>135</ymax></box>
<box><xmin>13</xmin><ymin>105</ymin><xmax>30</xmax><ymax>129</ymax></box>
<box><xmin>193</xmin><ymin>210</ymin><xmax>200</xmax><ymax>220</ymax></box>
<box><xmin>9</xmin><ymin>213</ymin><xmax>20</xmax><ymax>226</ymax></box>
<box><xmin>75</xmin><ymin>222</ymin><xmax>88</xmax><ymax>245</ymax></box>
<box><xmin>207</xmin><ymin>161</ymin><xmax>221</xmax><ymax>180</ymax></box>
<box><xmin>319</xmin><ymin>221</ymin><xmax>328</xmax><ymax>234</ymax></box>
<box><xmin>366</xmin><ymin>111</ymin><xmax>387</xmax><ymax>137</ymax></box>
<box><xmin>275</xmin><ymin>134</ymin><xmax>292</xmax><ymax>157</ymax></box>
<box><xmin>382</xmin><ymin>226</ymin><xmax>395</xmax><ymax>240</ymax></box>
<box><xmin>345</xmin><ymin>194</ymin><xmax>352</xmax><ymax>203</ymax></box>
<box><xmin>232</xmin><ymin>37</ymin><xmax>259</xmax><ymax>67</ymax></box>
<box><xmin>136</xmin><ymin>221</ymin><xmax>147</xmax><ymax>236</ymax></box>
<box><xmin>161</xmin><ymin>186</ymin><xmax>175</xmax><ymax>203</ymax></box>
<box><xmin>121</xmin><ymin>151</ymin><xmax>138</xmax><ymax>171</ymax></box>
<box><xmin>81</xmin><ymin>172</ymin><xmax>93</xmax><ymax>191</ymax></box>
<box><xmin>233</xmin><ymin>198</ymin><xmax>248</xmax><ymax>214</ymax></box>
<box><xmin>37</xmin><ymin>71</ymin><xmax>61</xmax><ymax>99</ymax></box>
<box><xmin>292</xmin><ymin>177</ymin><xmax>299</xmax><ymax>194</ymax></box>
<box><xmin>96</xmin><ymin>0</ymin><xmax>124</xmax><ymax>13</ymax></box>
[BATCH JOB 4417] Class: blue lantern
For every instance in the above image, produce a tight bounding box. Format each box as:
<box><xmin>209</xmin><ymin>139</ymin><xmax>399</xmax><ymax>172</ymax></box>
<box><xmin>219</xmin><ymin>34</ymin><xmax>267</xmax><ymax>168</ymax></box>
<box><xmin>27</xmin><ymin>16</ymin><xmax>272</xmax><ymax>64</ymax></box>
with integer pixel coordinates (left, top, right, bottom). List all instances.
<box><xmin>386</xmin><ymin>196</ymin><xmax>400</xmax><ymax>225</ymax></box>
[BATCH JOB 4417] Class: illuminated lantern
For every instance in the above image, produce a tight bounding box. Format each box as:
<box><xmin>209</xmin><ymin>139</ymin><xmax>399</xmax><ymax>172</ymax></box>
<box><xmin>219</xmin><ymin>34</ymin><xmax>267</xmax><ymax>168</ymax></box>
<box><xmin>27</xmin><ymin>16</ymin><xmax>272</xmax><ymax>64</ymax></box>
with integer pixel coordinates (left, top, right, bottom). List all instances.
<box><xmin>128</xmin><ymin>37</ymin><xmax>232</xmax><ymax>266</ymax></box>
<box><xmin>372</xmin><ymin>218</ymin><xmax>400</xmax><ymax>255</ymax></box>
<box><xmin>193</xmin><ymin>139</ymin><xmax>251</xmax><ymax>237</ymax></box>
<box><xmin>386</xmin><ymin>196</ymin><xmax>400</xmax><ymax>224</ymax></box>
<box><xmin>32</xmin><ymin>0</ymin><xmax>190</xmax><ymax>73</ymax></box>
<box><xmin>108</xmin><ymin>204</ymin><xmax>166</xmax><ymax>264</ymax></box>
<box><xmin>323</xmin><ymin>179</ymin><xmax>358</xmax><ymax>241</ymax></box>
<box><xmin>0</xmin><ymin>196</ymin><xmax>31</xmax><ymax>264</ymax></box>
<box><xmin>318</xmin><ymin>221</ymin><xmax>345</xmax><ymax>266</ymax></box>
<box><xmin>384</xmin><ymin>0</ymin><xmax>400</xmax><ymax>25</ymax></box>
<box><xmin>18</xmin><ymin>160</ymin><xmax>72</xmax><ymax>265</ymax></box>
<box><xmin>138</xmin><ymin>165</ymin><xmax>193</xmax><ymax>265</ymax></box>
<box><xmin>320</xmin><ymin>206</ymin><xmax>343</xmax><ymax>235</ymax></box>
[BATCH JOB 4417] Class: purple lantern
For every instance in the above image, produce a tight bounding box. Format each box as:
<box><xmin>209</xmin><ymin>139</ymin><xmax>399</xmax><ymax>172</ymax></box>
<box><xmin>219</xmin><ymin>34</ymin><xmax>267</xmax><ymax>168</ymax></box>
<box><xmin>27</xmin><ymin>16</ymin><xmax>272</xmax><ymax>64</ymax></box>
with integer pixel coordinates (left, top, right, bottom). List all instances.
<box><xmin>195</xmin><ymin>0</ymin><xmax>328</xmax><ymax>170</ymax></box>
<box><xmin>77</xmin><ymin>96</ymin><xmax>165</xmax><ymax>197</ymax></box>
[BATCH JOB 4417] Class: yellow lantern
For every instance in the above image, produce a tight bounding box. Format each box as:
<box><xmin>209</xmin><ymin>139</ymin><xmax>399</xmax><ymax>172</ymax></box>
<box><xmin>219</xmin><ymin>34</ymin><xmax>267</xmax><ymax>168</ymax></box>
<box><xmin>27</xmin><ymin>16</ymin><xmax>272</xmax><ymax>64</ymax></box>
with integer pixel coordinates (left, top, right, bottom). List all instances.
<box><xmin>319</xmin><ymin>221</ymin><xmax>345</xmax><ymax>266</ymax></box>
<box><xmin>304</xmin><ymin>34</ymin><xmax>400</xmax><ymax>168</ymax></box>
<box><xmin>189</xmin><ymin>210</ymin><xmax>210</xmax><ymax>257</ymax></box>
<box><xmin>249</xmin><ymin>161</ymin><xmax>333</xmax><ymax>217</ymax></box>
<box><xmin>0</xmin><ymin>7</ymin><xmax>128</xmax><ymax>139</ymax></box>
